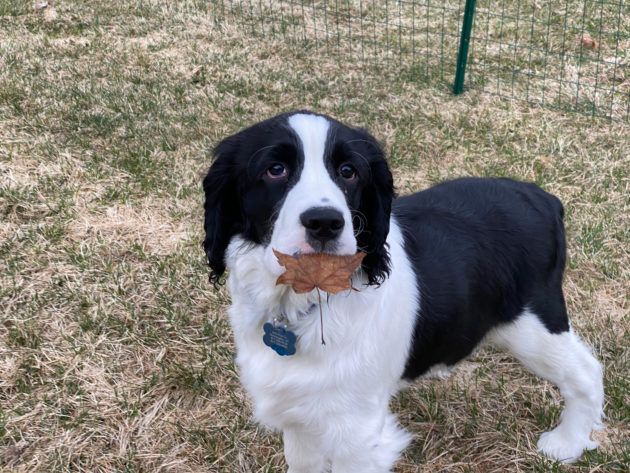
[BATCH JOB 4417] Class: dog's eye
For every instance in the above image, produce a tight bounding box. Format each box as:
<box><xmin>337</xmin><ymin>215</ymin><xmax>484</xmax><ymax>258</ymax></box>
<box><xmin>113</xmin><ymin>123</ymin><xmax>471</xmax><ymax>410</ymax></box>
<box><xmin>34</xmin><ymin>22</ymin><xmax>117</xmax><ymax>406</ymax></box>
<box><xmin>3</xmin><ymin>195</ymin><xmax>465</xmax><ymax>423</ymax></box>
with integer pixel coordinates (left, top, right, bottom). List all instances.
<box><xmin>338</xmin><ymin>164</ymin><xmax>357</xmax><ymax>180</ymax></box>
<box><xmin>266</xmin><ymin>163</ymin><xmax>288</xmax><ymax>179</ymax></box>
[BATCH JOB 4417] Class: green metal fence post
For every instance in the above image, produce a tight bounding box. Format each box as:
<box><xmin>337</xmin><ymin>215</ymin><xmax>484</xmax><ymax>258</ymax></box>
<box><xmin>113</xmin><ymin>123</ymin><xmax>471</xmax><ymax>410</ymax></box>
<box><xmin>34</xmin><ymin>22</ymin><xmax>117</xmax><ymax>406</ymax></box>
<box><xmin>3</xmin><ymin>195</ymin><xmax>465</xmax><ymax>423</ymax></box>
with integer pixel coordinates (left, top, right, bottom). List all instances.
<box><xmin>453</xmin><ymin>0</ymin><xmax>477</xmax><ymax>94</ymax></box>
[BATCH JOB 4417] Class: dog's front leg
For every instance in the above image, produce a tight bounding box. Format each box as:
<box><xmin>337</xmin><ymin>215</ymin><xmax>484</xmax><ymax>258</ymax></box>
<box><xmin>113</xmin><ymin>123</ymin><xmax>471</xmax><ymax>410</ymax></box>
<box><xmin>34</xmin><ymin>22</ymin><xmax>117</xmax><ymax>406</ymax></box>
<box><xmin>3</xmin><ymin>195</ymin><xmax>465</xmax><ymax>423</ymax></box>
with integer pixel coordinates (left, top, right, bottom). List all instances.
<box><xmin>284</xmin><ymin>428</ymin><xmax>328</xmax><ymax>473</ymax></box>
<box><xmin>330</xmin><ymin>413</ymin><xmax>411</xmax><ymax>473</ymax></box>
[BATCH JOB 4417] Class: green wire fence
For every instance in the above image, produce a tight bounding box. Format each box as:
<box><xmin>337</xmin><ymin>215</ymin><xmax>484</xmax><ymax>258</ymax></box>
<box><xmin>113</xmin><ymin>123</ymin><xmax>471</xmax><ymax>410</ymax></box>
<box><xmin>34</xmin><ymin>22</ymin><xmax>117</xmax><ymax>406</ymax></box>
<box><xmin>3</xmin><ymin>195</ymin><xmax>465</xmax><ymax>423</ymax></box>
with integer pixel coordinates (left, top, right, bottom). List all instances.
<box><xmin>212</xmin><ymin>0</ymin><xmax>629</xmax><ymax>122</ymax></box>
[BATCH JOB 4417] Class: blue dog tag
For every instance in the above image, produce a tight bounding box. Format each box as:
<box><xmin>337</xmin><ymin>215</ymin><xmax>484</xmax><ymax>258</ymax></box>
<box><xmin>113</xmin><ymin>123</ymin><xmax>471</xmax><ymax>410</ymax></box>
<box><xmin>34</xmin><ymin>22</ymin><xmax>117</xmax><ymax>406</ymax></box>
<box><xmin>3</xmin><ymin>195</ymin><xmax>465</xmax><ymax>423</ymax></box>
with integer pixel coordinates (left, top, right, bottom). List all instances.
<box><xmin>263</xmin><ymin>322</ymin><xmax>297</xmax><ymax>356</ymax></box>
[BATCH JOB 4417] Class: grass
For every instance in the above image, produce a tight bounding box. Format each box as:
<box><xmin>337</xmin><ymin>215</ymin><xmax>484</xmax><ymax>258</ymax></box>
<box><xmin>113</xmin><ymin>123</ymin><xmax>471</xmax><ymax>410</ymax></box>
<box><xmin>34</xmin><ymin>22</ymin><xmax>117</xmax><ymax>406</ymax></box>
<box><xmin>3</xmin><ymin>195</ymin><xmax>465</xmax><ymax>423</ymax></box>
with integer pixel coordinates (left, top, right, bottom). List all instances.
<box><xmin>0</xmin><ymin>0</ymin><xmax>629</xmax><ymax>472</ymax></box>
<box><xmin>214</xmin><ymin>0</ymin><xmax>629</xmax><ymax>121</ymax></box>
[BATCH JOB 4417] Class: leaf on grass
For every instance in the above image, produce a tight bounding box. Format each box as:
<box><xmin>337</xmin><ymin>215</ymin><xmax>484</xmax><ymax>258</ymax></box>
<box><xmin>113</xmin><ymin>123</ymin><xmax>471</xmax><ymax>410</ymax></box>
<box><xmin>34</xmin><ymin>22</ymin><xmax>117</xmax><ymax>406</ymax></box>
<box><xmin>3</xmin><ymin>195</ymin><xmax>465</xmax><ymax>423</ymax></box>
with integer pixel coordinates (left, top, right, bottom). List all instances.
<box><xmin>273</xmin><ymin>249</ymin><xmax>366</xmax><ymax>294</ymax></box>
<box><xmin>577</xmin><ymin>32</ymin><xmax>599</xmax><ymax>49</ymax></box>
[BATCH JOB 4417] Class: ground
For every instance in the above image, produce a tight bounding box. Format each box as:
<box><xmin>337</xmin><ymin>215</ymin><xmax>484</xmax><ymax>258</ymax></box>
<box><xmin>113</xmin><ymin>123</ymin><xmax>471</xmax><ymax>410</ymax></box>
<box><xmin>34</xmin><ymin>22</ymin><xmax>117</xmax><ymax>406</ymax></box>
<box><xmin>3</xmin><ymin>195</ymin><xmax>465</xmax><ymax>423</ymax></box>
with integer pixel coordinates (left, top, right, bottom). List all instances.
<box><xmin>0</xmin><ymin>1</ymin><xmax>629</xmax><ymax>472</ymax></box>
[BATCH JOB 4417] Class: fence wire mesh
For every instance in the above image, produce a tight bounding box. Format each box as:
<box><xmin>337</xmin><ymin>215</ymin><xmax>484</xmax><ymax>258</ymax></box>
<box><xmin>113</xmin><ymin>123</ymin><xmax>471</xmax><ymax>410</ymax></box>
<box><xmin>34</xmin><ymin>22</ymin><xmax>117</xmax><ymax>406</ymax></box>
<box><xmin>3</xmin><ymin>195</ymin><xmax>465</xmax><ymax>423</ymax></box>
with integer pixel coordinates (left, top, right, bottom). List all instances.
<box><xmin>212</xmin><ymin>0</ymin><xmax>630</xmax><ymax>122</ymax></box>
<box><xmin>468</xmin><ymin>0</ymin><xmax>629</xmax><ymax>121</ymax></box>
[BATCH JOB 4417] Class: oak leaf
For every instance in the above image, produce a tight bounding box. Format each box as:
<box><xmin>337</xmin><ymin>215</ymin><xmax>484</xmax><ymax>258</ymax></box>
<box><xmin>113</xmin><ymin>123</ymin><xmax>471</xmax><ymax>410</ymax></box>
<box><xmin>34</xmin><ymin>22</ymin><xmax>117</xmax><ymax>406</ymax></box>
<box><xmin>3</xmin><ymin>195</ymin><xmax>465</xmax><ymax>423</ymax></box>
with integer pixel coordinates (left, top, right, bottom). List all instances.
<box><xmin>273</xmin><ymin>249</ymin><xmax>366</xmax><ymax>294</ymax></box>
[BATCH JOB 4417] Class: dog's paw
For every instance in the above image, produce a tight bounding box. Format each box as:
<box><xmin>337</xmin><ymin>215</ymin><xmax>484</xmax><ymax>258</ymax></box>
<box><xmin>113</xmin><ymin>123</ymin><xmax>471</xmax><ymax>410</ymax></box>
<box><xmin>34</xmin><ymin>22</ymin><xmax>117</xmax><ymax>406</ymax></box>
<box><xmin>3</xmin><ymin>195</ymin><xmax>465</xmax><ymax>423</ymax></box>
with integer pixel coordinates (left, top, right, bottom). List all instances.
<box><xmin>537</xmin><ymin>428</ymin><xmax>599</xmax><ymax>463</ymax></box>
<box><xmin>422</xmin><ymin>364</ymin><xmax>453</xmax><ymax>380</ymax></box>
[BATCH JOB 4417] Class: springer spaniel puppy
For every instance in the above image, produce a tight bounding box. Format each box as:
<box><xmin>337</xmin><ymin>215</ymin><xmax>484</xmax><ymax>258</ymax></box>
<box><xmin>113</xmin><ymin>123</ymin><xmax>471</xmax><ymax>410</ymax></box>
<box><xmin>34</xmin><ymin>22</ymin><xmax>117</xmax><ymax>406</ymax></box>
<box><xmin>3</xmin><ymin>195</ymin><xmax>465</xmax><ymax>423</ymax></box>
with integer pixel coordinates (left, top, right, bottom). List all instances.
<box><xmin>203</xmin><ymin>111</ymin><xmax>604</xmax><ymax>472</ymax></box>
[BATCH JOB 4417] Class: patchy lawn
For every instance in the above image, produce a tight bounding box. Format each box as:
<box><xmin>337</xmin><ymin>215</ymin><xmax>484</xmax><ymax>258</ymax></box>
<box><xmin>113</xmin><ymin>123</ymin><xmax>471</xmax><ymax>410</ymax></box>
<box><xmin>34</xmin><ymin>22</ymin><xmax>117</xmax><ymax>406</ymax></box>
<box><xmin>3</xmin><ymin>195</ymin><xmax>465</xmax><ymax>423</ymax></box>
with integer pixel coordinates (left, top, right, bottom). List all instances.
<box><xmin>1</xmin><ymin>1</ymin><xmax>628</xmax><ymax>472</ymax></box>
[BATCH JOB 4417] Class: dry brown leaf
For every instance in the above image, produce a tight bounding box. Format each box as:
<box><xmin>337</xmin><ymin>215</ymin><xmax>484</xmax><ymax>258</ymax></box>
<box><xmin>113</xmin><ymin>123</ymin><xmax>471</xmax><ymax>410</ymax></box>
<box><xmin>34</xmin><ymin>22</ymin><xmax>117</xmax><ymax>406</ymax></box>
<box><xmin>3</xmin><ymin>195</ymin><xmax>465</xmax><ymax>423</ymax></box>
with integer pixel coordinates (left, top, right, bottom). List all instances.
<box><xmin>273</xmin><ymin>249</ymin><xmax>366</xmax><ymax>294</ymax></box>
<box><xmin>577</xmin><ymin>32</ymin><xmax>599</xmax><ymax>49</ymax></box>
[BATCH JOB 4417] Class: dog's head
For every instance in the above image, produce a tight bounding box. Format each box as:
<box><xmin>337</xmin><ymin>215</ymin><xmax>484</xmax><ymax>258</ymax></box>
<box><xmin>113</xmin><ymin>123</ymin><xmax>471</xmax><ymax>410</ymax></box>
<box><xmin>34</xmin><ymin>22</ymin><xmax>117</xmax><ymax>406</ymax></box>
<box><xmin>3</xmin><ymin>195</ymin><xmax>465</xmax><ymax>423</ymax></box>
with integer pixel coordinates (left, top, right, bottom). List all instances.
<box><xmin>203</xmin><ymin>111</ymin><xmax>393</xmax><ymax>286</ymax></box>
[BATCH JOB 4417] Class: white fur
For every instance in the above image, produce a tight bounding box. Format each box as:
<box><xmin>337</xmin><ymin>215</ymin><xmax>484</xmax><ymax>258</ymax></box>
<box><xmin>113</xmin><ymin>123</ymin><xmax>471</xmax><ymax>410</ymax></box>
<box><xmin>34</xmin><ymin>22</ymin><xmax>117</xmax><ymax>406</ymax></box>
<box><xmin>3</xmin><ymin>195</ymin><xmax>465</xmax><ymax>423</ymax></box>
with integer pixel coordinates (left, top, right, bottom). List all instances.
<box><xmin>226</xmin><ymin>217</ymin><xmax>418</xmax><ymax>472</ymax></box>
<box><xmin>423</xmin><ymin>363</ymin><xmax>454</xmax><ymax>380</ymax></box>
<box><xmin>490</xmin><ymin>311</ymin><xmax>604</xmax><ymax>463</ymax></box>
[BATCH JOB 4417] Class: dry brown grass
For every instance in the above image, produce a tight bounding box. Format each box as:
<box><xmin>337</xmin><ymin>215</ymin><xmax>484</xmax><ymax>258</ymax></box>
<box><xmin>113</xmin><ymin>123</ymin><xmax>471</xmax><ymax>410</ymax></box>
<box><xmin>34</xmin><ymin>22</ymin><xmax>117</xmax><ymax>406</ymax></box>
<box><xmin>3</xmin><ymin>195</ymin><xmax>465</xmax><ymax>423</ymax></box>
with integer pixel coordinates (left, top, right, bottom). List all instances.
<box><xmin>1</xmin><ymin>1</ymin><xmax>628</xmax><ymax>472</ymax></box>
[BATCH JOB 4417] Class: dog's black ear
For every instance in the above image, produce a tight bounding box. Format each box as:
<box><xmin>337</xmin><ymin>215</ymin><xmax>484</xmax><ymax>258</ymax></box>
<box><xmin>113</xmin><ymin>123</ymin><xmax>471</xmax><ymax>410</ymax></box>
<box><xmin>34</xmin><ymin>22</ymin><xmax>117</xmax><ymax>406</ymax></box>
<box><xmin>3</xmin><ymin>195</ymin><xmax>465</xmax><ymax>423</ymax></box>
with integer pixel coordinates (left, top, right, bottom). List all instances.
<box><xmin>203</xmin><ymin>137</ymin><xmax>243</xmax><ymax>286</ymax></box>
<box><xmin>355</xmin><ymin>134</ymin><xmax>394</xmax><ymax>285</ymax></box>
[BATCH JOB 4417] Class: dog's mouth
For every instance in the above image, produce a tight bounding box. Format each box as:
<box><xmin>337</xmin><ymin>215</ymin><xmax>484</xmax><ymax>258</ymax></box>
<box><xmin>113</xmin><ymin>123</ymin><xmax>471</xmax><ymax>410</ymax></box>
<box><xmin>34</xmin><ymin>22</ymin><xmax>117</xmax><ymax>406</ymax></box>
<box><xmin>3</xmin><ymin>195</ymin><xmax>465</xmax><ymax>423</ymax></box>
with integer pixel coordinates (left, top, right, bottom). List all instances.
<box><xmin>292</xmin><ymin>239</ymin><xmax>342</xmax><ymax>257</ymax></box>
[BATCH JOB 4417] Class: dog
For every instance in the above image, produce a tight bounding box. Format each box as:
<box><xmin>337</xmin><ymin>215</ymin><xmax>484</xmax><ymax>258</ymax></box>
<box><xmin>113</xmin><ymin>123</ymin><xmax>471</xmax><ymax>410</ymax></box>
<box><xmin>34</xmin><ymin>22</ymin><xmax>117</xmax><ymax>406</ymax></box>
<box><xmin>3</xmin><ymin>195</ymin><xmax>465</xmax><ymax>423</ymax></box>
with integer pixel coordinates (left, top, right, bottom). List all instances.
<box><xmin>203</xmin><ymin>111</ymin><xmax>604</xmax><ymax>472</ymax></box>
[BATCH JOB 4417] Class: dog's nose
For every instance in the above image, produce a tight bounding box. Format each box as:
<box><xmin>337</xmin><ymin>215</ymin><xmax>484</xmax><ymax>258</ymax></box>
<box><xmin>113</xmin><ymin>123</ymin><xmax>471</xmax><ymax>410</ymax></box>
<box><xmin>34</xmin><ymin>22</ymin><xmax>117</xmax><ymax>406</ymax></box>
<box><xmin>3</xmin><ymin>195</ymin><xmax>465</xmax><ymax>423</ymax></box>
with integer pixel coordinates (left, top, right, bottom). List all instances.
<box><xmin>300</xmin><ymin>207</ymin><xmax>345</xmax><ymax>247</ymax></box>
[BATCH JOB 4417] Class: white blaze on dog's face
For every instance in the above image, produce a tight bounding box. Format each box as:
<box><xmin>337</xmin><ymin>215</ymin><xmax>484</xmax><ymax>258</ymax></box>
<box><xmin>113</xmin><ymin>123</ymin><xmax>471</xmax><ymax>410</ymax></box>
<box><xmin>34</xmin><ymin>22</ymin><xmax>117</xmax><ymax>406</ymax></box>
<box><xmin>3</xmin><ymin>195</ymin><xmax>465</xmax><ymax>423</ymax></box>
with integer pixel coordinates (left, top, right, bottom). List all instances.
<box><xmin>269</xmin><ymin>113</ymin><xmax>357</xmax><ymax>260</ymax></box>
<box><xmin>203</xmin><ymin>110</ymin><xmax>394</xmax><ymax>286</ymax></box>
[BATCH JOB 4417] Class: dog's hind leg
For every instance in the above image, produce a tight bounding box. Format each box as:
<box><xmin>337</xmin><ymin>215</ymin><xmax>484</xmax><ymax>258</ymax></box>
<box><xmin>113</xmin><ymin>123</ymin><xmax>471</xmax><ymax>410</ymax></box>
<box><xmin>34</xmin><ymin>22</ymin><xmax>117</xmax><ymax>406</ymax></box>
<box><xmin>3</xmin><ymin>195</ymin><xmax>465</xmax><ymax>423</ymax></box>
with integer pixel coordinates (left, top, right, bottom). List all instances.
<box><xmin>490</xmin><ymin>309</ymin><xmax>604</xmax><ymax>463</ymax></box>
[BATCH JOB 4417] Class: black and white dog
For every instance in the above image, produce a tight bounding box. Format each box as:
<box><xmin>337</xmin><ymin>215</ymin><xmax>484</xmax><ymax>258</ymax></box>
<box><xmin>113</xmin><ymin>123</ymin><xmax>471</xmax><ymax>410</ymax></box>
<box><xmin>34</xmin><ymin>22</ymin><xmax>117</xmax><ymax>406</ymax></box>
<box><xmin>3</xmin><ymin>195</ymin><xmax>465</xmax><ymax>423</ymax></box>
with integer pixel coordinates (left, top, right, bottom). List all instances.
<box><xmin>203</xmin><ymin>111</ymin><xmax>604</xmax><ymax>472</ymax></box>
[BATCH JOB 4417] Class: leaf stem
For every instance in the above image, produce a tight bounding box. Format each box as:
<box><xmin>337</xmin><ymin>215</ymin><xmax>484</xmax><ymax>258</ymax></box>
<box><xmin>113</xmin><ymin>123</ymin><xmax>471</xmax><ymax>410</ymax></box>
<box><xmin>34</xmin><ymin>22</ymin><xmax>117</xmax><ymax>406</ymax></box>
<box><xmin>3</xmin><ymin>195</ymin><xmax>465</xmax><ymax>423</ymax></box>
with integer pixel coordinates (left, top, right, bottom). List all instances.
<box><xmin>316</xmin><ymin>288</ymin><xmax>325</xmax><ymax>345</ymax></box>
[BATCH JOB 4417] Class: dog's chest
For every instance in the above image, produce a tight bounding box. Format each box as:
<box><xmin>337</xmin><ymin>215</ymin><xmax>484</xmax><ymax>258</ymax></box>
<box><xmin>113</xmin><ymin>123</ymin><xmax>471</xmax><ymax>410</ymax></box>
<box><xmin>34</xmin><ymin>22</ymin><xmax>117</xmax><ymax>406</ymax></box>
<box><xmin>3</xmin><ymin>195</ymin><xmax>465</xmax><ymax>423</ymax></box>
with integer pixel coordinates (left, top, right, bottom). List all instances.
<box><xmin>232</xmin><ymin>309</ymin><xmax>362</xmax><ymax>428</ymax></box>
